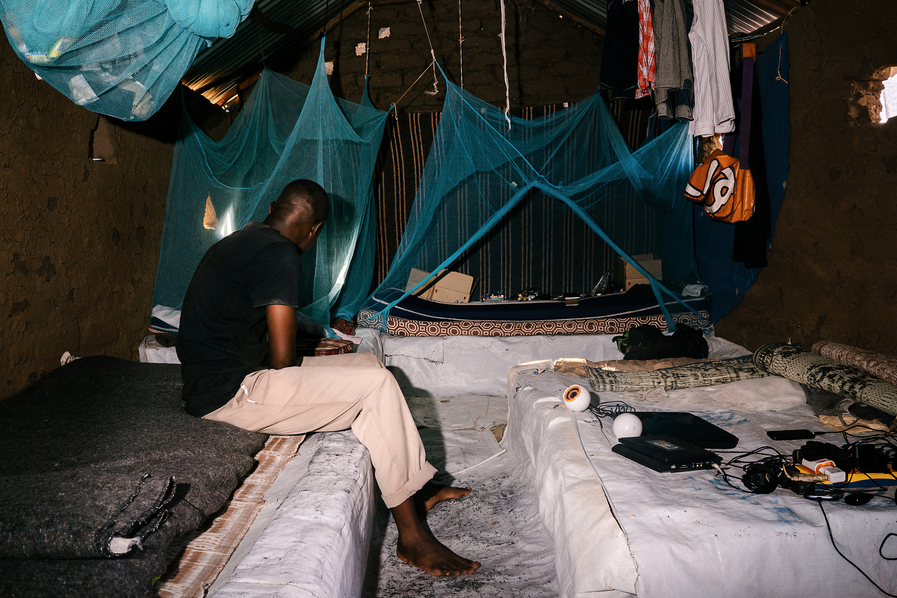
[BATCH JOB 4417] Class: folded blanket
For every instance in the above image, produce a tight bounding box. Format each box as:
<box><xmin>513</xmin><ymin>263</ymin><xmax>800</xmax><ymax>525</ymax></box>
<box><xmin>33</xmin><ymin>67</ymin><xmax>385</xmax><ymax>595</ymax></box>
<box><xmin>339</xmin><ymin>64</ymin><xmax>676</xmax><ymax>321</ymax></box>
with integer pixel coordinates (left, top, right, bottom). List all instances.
<box><xmin>587</xmin><ymin>356</ymin><xmax>768</xmax><ymax>392</ymax></box>
<box><xmin>0</xmin><ymin>356</ymin><xmax>267</xmax><ymax>596</ymax></box>
<box><xmin>754</xmin><ymin>342</ymin><xmax>897</xmax><ymax>418</ymax></box>
<box><xmin>0</xmin><ymin>470</ymin><xmax>176</xmax><ymax>559</ymax></box>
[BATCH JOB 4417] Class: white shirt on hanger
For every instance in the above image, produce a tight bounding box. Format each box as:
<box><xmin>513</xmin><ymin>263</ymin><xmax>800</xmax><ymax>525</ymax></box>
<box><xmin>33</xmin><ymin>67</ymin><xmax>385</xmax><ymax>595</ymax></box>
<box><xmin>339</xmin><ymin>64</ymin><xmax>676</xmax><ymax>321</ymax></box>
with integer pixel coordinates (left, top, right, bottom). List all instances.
<box><xmin>688</xmin><ymin>0</ymin><xmax>735</xmax><ymax>136</ymax></box>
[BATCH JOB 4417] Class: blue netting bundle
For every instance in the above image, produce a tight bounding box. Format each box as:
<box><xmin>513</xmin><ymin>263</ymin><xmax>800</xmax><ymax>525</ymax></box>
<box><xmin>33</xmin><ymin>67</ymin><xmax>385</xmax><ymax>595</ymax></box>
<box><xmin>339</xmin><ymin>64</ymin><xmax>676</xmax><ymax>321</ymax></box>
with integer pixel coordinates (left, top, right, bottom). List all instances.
<box><xmin>0</xmin><ymin>0</ymin><xmax>252</xmax><ymax>120</ymax></box>
<box><xmin>363</xmin><ymin>69</ymin><xmax>699</xmax><ymax>328</ymax></box>
<box><xmin>152</xmin><ymin>39</ymin><xmax>389</xmax><ymax>328</ymax></box>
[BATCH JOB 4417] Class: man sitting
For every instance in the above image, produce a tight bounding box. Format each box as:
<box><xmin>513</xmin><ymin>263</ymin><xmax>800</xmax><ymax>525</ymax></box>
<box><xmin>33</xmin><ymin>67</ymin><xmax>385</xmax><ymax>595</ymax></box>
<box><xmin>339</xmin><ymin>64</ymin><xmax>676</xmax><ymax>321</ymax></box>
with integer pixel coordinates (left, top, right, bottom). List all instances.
<box><xmin>176</xmin><ymin>179</ymin><xmax>479</xmax><ymax>576</ymax></box>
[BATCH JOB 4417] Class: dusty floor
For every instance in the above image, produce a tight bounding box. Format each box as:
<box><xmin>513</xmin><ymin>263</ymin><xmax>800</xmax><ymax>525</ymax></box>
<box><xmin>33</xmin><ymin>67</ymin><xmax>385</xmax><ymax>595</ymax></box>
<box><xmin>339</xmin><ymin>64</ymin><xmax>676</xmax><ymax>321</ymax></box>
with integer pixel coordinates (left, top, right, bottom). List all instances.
<box><xmin>362</xmin><ymin>395</ymin><xmax>560</xmax><ymax>597</ymax></box>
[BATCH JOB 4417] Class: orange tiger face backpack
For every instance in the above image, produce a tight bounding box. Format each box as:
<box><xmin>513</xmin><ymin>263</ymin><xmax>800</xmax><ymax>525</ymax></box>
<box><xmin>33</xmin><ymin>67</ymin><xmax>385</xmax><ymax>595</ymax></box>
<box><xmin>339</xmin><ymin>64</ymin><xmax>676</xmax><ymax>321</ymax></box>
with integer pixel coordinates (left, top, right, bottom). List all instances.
<box><xmin>684</xmin><ymin>149</ymin><xmax>755</xmax><ymax>223</ymax></box>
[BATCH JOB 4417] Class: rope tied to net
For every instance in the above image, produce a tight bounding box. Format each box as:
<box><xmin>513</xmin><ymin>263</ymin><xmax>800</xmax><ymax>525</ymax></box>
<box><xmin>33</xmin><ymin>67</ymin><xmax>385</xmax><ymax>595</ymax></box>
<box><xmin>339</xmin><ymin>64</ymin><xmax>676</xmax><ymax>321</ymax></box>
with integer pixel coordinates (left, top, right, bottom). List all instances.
<box><xmin>499</xmin><ymin>0</ymin><xmax>511</xmax><ymax>131</ymax></box>
<box><xmin>458</xmin><ymin>0</ymin><xmax>464</xmax><ymax>89</ymax></box>
<box><xmin>416</xmin><ymin>0</ymin><xmax>440</xmax><ymax>96</ymax></box>
<box><xmin>365</xmin><ymin>2</ymin><xmax>372</xmax><ymax>78</ymax></box>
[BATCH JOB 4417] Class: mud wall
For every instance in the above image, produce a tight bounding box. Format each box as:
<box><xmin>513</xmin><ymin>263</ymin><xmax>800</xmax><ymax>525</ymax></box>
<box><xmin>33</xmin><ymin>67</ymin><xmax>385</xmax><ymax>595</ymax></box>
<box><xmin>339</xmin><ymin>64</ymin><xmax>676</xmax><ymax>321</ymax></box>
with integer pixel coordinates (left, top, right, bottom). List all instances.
<box><xmin>715</xmin><ymin>0</ymin><xmax>897</xmax><ymax>354</ymax></box>
<box><xmin>0</xmin><ymin>41</ymin><xmax>178</xmax><ymax>400</ymax></box>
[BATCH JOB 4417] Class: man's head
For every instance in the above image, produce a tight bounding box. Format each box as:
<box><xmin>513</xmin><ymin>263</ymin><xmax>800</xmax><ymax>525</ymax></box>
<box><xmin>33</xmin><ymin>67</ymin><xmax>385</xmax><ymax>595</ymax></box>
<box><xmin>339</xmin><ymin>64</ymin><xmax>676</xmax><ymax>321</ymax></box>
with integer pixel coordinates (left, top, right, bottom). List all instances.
<box><xmin>264</xmin><ymin>179</ymin><xmax>329</xmax><ymax>252</ymax></box>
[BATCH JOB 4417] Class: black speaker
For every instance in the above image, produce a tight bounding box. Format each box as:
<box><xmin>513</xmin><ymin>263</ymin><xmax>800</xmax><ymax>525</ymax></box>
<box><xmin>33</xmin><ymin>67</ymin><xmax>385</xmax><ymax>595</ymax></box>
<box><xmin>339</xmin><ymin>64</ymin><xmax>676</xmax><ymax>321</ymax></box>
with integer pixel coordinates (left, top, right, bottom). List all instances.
<box><xmin>742</xmin><ymin>463</ymin><xmax>779</xmax><ymax>494</ymax></box>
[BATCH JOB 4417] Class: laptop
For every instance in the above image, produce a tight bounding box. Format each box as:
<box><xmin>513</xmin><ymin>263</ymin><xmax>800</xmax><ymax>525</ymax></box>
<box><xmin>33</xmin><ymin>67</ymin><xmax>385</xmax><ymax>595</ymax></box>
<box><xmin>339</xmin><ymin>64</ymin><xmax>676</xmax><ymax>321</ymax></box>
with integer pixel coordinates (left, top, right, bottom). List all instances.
<box><xmin>612</xmin><ymin>435</ymin><xmax>722</xmax><ymax>473</ymax></box>
<box><xmin>630</xmin><ymin>412</ymin><xmax>739</xmax><ymax>449</ymax></box>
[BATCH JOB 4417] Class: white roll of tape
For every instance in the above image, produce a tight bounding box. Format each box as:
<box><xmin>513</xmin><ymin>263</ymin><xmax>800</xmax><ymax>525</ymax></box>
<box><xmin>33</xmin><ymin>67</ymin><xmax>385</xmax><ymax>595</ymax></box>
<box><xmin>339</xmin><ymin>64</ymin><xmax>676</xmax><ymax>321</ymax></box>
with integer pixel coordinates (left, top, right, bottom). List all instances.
<box><xmin>563</xmin><ymin>384</ymin><xmax>591</xmax><ymax>412</ymax></box>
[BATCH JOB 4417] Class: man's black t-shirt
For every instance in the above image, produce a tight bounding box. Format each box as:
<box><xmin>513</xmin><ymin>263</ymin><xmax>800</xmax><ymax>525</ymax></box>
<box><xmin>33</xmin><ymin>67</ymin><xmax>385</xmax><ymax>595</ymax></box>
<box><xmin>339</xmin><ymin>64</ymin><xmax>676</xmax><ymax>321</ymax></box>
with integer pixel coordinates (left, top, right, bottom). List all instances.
<box><xmin>177</xmin><ymin>222</ymin><xmax>302</xmax><ymax>417</ymax></box>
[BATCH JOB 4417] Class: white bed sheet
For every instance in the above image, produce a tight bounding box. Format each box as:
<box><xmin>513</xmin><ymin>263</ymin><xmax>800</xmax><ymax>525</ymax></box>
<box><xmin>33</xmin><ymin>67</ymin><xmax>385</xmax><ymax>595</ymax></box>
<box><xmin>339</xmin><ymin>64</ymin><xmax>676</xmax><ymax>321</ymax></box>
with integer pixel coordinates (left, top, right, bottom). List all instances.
<box><xmin>208</xmin><ymin>431</ymin><xmax>375</xmax><ymax>598</ymax></box>
<box><xmin>505</xmin><ymin>367</ymin><xmax>897</xmax><ymax>598</ymax></box>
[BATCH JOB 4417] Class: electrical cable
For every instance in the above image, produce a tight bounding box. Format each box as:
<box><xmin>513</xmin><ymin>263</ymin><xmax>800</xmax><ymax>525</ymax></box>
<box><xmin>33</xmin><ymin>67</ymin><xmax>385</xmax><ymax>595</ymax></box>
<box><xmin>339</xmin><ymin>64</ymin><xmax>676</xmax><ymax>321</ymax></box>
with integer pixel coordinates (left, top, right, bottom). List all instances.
<box><xmin>446</xmin><ymin>448</ymin><xmax>508</xmax><ymax>478</ymax></box>
<box><xmin>818</xmin><ymin>499</ymin><xmax>897</xmax><ymax>598</ymax></box>
<box><xmin>587</xmin><ymin>400</ymin><xmax>634</xmax><ymax>419</ymax></box>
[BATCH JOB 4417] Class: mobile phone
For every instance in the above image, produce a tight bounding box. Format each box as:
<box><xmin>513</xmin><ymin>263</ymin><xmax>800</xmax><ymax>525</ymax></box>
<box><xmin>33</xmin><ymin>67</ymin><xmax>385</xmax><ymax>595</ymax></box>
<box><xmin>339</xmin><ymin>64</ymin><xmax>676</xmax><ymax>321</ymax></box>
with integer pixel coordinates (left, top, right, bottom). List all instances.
<box><xmin>767</xmin><ymin>429</ymin><xmax>817</xmax><ymax>441</ymax></box>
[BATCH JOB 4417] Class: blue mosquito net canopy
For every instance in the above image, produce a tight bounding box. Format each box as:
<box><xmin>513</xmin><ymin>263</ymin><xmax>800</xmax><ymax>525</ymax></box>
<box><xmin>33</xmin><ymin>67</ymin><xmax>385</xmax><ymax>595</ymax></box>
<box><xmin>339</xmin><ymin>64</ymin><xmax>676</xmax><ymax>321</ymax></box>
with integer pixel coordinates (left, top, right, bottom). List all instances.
<box><xmin>363</xmin><ymin>69</ymin><xmax>699</xmax><ymax>328</ymax></box>
<box><xmin>152</xmin><ymin>39</ymin><xmax>389</xmax><ymax>330</ymax></box>
<box><xmin>0</xmin><ymin>0</ymin><xmax>252</xmax><ymax>120</ymax></box>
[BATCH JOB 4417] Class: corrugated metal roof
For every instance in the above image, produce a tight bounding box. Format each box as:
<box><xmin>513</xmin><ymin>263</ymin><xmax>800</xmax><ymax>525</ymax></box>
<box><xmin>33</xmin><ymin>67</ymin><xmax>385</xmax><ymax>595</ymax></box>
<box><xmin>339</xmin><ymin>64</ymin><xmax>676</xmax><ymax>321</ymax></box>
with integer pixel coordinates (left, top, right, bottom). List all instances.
<box><xmin>183</xmin><ymin>0</ymin><xmax>800</xmax><ymax>109</ymax></box>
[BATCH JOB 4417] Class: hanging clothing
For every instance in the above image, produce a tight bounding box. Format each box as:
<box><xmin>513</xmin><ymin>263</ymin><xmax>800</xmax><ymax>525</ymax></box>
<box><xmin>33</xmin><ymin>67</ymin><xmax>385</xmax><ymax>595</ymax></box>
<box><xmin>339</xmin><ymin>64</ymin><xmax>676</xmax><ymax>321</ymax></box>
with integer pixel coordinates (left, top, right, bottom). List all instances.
<box><xmin>730</xmin><ymin>45</ymin><xmax>770</xmax><ymax>269</ymax></box>
<box><xmin>653</xmin><ymin>0</ymin><xmax>694</xmax><ymax>119</ymax></box>
<box><xmin>635</xmin><ymin>0</ymin><xmax>656</xmax><ymax>99</ymax></box>
<box><xmin>688</xmin><ymin>0</ymin><xmax>734</xmax><ymax>136</ymax></box>
<box><xmin>600</xmin><ymin>0</ymin><xmax>640</xmax><ymax>100</ymax></box>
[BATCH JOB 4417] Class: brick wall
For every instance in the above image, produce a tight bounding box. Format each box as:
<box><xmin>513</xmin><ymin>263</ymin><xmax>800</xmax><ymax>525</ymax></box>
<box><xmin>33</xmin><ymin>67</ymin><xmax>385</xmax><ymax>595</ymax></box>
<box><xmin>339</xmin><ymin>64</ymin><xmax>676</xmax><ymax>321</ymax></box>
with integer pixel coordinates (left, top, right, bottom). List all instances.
<box><xmin>271</xmin><ymin>0</ymin><xmax>604</xmax><ymax>112</ymax></box>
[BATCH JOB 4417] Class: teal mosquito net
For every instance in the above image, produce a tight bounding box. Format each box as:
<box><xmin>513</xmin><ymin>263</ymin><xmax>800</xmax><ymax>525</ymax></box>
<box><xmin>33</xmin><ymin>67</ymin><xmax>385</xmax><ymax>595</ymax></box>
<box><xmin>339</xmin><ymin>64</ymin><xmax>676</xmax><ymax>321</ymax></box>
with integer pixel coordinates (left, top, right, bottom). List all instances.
<box><xmin>0</xmin><ymin>0</ymin><xmax>252</xmax><ymax>120</ymax></box>
<box><xmin>152</xmin><ymin>39</ymin><xmax>389</xmax><ymax>329</ymax></box>
<box><xmin>362</xmin><ymin>68</ymin><xmax>699</xmax><ymax>329</ymax></box>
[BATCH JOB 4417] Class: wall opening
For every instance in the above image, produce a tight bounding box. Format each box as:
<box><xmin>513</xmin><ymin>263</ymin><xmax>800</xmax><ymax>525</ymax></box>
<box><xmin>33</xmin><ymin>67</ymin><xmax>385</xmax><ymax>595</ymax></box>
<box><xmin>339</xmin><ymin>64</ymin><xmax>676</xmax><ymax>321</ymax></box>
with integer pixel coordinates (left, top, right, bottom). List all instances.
<box><xmin>847</xmin><ymin>66</ymin><xmax>897</xmax><ymax>127</ymax></box>
<box><xmin>879</xmin><ymin>67</ymin><xmax>897</xmax><ymax>123</ymax></box>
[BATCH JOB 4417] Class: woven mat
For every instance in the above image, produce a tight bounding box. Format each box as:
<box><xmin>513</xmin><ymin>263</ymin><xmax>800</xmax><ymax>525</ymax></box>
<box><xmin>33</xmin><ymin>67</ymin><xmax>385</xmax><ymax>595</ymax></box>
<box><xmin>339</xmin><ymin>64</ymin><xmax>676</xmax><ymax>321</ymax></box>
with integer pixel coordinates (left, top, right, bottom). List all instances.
<box><xmin>555</xmin><ymin>356</ymin><xmax>712</xmax><ymax>378</ymax></box>
<box><xmin>812</xmin><ymin>340</ymin><xmax>897</xmax><ymax>388</ymax></box>
<box><xmin>587</xmin><ymin>356</ymin><xmax>767</xmax><ymax>392</ymax></box>
<box><xmin>156</xmin><ymin>435</ymin><xmax>303</xmax><ymax>598</ymax></box>
<box><xmin>754</xmin><ymin>342</ymin><xmax>897</xmax><ymax>418</ymax></box>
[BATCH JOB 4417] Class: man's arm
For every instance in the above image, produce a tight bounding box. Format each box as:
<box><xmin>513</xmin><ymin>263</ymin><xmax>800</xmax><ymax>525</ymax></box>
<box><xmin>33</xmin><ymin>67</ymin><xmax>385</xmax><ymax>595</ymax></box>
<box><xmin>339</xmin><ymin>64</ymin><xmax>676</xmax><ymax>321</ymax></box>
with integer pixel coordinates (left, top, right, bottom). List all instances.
<box><xmin>266</xmin><ymin>304</ymin><xmax>297</xmax><ymax>369</ymax></box>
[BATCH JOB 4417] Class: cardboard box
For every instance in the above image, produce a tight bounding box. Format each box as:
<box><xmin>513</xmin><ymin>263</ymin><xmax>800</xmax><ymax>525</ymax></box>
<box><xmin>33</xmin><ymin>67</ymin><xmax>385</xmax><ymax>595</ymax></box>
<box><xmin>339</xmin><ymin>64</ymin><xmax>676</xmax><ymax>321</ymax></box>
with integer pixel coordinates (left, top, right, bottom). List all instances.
<box><xmin>406</xmin><ymin>268</ymin><xmax>476</xmax><ymax>304</ymax></box>
<box><xmin>615</xmin><ymin>254</ymin><xmax>662</xmax><ymax>290</ymax></box>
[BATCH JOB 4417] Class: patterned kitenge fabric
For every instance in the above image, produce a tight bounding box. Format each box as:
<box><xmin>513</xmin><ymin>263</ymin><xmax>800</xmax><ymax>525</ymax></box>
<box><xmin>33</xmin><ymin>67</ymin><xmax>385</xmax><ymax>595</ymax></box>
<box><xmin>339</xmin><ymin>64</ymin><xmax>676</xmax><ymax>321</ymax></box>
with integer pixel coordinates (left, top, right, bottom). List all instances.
<box><xmin>587</xmin><ymin>356</ymin><xmax>768</xmax><ymax>393</ymax></box>
<box><xmin>360</xmin><ymin>308</ymin><xmax>709</xmax><ymax>338</ymax></box>
<box><xmin>753</xmin><ymin>342</ymin><xmax>897</xmax><ymax>418</ymax></box>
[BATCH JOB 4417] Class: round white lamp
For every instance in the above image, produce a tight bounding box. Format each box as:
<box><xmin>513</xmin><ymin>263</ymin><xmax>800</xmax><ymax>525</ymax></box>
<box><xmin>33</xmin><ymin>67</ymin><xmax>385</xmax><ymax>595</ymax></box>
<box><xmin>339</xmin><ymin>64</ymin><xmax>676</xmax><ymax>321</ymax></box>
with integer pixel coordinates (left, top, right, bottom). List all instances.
<box><xmin>612</xmin><ymin>413</ymin><xmax>643</xmax><ymax>439</ymax></box>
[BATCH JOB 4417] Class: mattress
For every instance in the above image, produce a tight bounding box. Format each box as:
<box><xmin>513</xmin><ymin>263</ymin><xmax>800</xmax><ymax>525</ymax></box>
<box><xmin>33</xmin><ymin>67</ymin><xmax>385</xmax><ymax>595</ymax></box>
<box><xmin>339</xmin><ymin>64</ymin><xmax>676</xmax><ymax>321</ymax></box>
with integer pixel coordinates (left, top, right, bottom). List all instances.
<box><xmin>359</xmin><ymin>290</ymin><xmax>710</xmax><ymax>337</ymax></box>
<box><xmin>208</xmin><ymin>431</ymin><xmax>375</xmax><ymax>598</ymax></box>
<box><xmin>504</xmin><ymin>366</ymin><xmax>897</xmax><ymax>598</ymax></box>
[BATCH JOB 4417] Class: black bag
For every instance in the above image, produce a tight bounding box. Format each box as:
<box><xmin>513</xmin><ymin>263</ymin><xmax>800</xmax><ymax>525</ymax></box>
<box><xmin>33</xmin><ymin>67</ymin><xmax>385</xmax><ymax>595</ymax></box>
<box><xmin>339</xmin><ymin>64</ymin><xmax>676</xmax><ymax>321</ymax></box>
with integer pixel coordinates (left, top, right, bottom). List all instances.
<box><xmin>614</xmin><ymin>324</ymin><xmax>708</xmax><ymax>361</ymax></box>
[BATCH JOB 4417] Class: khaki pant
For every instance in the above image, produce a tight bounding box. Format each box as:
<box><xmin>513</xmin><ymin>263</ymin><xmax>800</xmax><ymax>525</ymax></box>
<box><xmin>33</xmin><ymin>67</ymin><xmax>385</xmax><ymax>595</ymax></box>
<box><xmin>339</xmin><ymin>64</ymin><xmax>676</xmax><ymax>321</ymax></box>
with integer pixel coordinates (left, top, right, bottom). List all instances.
<box><xmin>204</xmin><ymin>352</ymin><xmax>436</xmax><ymax>508</ymax></box>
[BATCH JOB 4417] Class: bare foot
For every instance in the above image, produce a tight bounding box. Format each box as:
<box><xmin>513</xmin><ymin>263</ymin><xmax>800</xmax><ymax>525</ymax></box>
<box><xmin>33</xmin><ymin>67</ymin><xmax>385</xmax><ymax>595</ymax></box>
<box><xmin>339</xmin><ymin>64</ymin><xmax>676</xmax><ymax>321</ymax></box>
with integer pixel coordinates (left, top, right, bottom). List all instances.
<box><xmin>391</xmin><ymin>495</ymin><xmax>479</xmax><ymax>576</ymax></box>
<box><xmin>397</xmin><ymin>531</ymin><xmax>481</xmax><ymax>576</ymax></box>
<box><xmin>414</xmin><ymin>481</ymin><xmax>471</xmax><ymax>514</ymax></box>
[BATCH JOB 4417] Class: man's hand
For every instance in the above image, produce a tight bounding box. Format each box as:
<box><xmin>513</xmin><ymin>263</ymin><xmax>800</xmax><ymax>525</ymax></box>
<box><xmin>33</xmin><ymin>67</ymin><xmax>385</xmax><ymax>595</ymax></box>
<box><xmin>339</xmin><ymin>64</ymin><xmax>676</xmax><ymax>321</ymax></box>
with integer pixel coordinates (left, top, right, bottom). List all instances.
<box><xmin>266</xmin><ymin>304</ymin><xmax>297</xmax><ymax>369</ymax></box>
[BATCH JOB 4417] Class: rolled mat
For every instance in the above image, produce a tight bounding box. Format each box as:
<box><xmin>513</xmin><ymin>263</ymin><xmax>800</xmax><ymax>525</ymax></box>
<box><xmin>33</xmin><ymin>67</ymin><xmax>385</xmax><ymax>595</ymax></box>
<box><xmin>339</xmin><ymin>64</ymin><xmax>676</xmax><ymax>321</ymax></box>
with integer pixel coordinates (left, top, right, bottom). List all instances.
<box><xmin>812</xmin><ymin>340</ymin><xmax>897</xmax><ymax>388</ymax></box>
<box><xmin>753</xmin><ymin>342</ymin><xmax>897</xmax><ymax>417</ymax></box>
<box><xmin>587</xmin><ymin>356</ymin><xmax>769</xmax><ymax>393</ymax></box>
